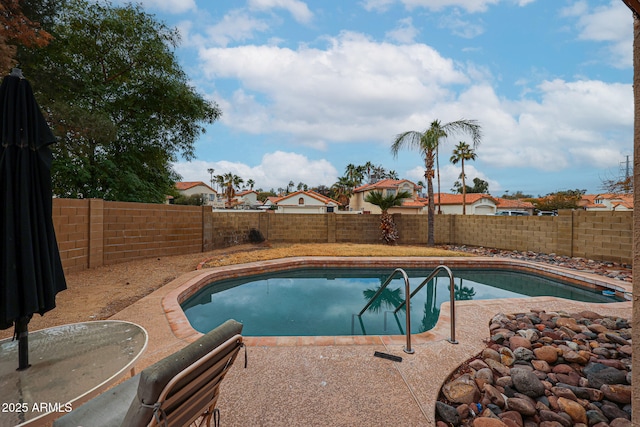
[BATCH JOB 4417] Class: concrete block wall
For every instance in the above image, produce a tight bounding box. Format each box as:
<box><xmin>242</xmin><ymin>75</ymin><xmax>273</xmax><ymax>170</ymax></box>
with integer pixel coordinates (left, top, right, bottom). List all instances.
<box><xmin>265</xmin><ymin>213</ymin><xmax>329</xmax><ymax>243</ymax></box>
<box><xmin>335</xmin><ymin>215</ymin><xmax>383</xmax><ymax>244</ymax></box>
<box><xmin>50</xmin><ymin>199</ymin><xmax>633</xmax><ymax>273</ymax></box>
<box><xmin>207</xmin><ymin>211</ymin><xmax>262</xmax><ymax>249</ymax></box>
<box><xmin>52</xmin><ymin>198</ymin><xmax>90</xmax><ymax>273</ymax></box>
<box><xmin>446</xmin><ymin>214</ymin><xmax>557</xmax><ymax>253</ymax></box>
<box><xmin>102</xmin><ymin>202</ymin><xmax>203</xmax><ymax>264</ymax></box>
<box><xmin>570</xmin><ymin>210</ymin><xmax>632</xmax><ymax>264</ymax></box>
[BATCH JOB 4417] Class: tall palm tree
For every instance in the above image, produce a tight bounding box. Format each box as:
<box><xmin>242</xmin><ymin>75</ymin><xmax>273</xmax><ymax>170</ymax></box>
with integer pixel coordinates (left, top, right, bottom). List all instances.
<box><xmin>246</xmin><ymin>179</ymin><xmax>255</xmax><ymax>190</ymax></box>
<box><xmin>450</xmin><ymin>141</ymin><xmax>477</xmax><ymax>215</ymax></box>
<box><xmin>364</xmin><ymin>190</ymin><xmax>411</xmax><ymax>244</ymax></box>
<box><xmin>222</xmin><ymin>173</ymin><xmax>244</xmax><ymax>206</ymax></box>
<box><xmin>363</xmin><ymin>161</ymin><xmax>374</xmax><ymax>183</ymax></box>
<box><xmin>344</xmin><ymin>164</ymin><xmax>364</xmax><ymax>188</ymax></box>
<box><xmin>215</xmin><ymin>174</ymin><xmax>225</xmax><ymax>193</ymax></box>
<box><xmin>392</xmin><ymin>119</ymin><xmax>482</xmax><ymax>246</ymax></box>
<box><xmin>207</xmin><ymin>168</ymin><xmax>215</xmax><ymax>188</ymax></box>
<box><xmin>431</xmin><ymin>120</ymin><xmax>482</xmax><ymax>213</ymax></box>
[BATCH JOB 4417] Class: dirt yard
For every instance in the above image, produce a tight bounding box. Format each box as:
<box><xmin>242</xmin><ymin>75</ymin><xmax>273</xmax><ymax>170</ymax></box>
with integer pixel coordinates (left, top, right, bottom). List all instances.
<box><xmin>0</xmin><ymin>243</ymin><xmax>462</xmax><ymax>339</ymax></box>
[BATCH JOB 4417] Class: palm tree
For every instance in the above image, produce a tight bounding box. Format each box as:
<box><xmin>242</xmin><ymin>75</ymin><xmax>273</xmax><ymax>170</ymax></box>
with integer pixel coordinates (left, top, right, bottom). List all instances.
<box><xmin>392</xmin><ymin>119</ymin><xmax>481</xmax><ymax>246</ymax></box>
<box><xmin>207</xmin><ymin>168</ymin><xmax>215</xmax><ymax>188</ymax></box>
<box><xmin>215</xmin><ymin>174</ymin><xmax>225</xmax><ymax>193</ymax></box>
<box><xmin>370</xmin><ymin>165</ymin><xmax>386</xmax><ymax>183</ymax></box>
<box><xmin>246</xmin><ymin>179</ymin><xmax>255</xmax><ymax>190</ymax></box>
<box><xmin>363</xmin><ymin>161</ymin><xmax>374</xmax><ymax>183</ymax></box>
<box><xmin>222</xmin><ymin>173</ymin><xmax>244</xmax><ymax>206</ymax></box>
<box><xmin>344</xmin><ymin>164</ymin><xmax>364</xmax><ymax>188</ymax></box>
<box><xmin>331</xmin><ymin>176</ymin><xmax>353</xmax><ymax>207</ymax></box>
<box><xmin>450</xmin><ymin>141</ymin><xmax>477</xmax><ymax>215</ymax></box>
<box><xmin>364</xmin><ymin>190</ymin><xmax>411</xmax><ymax>244</ymax></box>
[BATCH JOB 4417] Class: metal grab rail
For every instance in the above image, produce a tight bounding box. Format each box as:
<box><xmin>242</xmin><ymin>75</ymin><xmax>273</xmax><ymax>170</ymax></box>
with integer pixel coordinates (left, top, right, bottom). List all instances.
<box><xmin>394</xmin><ymin>265</ymin><xmax>458</xmax><ymax>344</ymax></box>
<box><xmin>357</xmin><ymin>268</ymin><xmax>414</xmax><ymax>354</ymax></box>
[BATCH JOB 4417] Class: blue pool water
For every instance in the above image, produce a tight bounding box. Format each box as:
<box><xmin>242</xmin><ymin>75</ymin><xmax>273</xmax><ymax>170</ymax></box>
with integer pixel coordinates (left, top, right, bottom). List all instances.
<box><xmin>182</xmin><ymin>268</ymin><xmax>621</xmax><ymax>337</ymax></box>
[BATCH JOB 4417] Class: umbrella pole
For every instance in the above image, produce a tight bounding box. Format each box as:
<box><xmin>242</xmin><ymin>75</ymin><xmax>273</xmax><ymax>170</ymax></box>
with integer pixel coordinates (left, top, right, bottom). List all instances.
<box><xmin>15</xmin><ymin>317</ymin><xmax>31</xmax><ymax>370</ymax></box>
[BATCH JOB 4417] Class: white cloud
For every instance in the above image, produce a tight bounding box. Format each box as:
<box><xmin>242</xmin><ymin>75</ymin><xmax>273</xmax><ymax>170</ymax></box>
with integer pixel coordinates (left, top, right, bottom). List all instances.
<box><xmin>173</xmin><ymin>152</ymin><xmax>338</xmax><ymax>190</ymax></box>
<box><xmin>572</xmin><ymin>0</ymin><xmax>632</xmax><ymax>68</ymax></box>
<box><xmin>200</xmin><ymin>32</ymin><xmax>467</xmax><ymax>143</ymax></box>
<box><xmin>361</xmin><ymin>0</ymin><xmax>396</xmax><ymax>12</ymax></box>
<box><xmin>437</xmin><ymin>10</ymin><xmax>485</xmax><ymax>38</ymax></box>
<box><xmin>363</xmin><ymin>0</ymin><xmax>534</xmax><ymax>13</ymax></box>
<box><xmin>385</xmin><ymin>17</ymin><xmax>419</xmax><ymax>43</ymax></box>
<box><xmin>248</xmin><ymin>0</ymin><xmax>314</xmax><ymax>24</ymax></box>
<box><xmin>476</xmin><ymin>79</ymin><xmax>632</xmax><ymax>171</ymax></box>
<box><xmin>203</xmin><ymin>9</ymin><xmax>270</xmax><ymax>47</ymax></box>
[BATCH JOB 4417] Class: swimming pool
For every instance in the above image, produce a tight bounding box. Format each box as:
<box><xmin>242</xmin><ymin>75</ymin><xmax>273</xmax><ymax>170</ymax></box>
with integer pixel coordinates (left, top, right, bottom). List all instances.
<box><xmin>181</xmin><ymin>266</ymin><xmax>623</xmax><ymax>337</ymax></box>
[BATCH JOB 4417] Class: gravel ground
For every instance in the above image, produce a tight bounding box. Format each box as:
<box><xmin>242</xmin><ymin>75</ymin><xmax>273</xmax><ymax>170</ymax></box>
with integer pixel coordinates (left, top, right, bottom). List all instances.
<box><xmin>441</xmin><ymin>245</ymin><xmax>633</xmax><ymax>283</ymax></box>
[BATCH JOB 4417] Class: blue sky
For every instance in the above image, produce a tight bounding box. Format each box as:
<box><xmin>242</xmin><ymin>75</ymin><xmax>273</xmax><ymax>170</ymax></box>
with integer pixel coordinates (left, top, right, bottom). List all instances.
<box><xmin>127</xmin><ymin>0</ymin><xmax>632</xmax><ymax>196</ymax></box>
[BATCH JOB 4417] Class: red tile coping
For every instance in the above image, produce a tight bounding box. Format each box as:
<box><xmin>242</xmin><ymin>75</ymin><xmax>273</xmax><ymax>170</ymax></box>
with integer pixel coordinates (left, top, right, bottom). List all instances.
<box><xmin>161</xmin><ymin>256</ymin><xmax>631</xmax><ymax>346</ymax></box>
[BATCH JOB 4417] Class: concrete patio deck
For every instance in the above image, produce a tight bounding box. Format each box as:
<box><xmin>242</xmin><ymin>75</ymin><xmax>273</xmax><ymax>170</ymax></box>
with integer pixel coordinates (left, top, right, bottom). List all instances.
<box><xmin>109</xmin><ymin>257</ymin><xmax>632</xmax><ymax>427</ymax></box>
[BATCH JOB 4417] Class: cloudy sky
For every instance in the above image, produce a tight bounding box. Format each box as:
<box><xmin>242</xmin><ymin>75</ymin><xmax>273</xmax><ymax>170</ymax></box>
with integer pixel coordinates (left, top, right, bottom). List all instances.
<box><xmin>129</xmin><ymin>0</ymin><xmax>632</xmax><ymax>196</ymax></box>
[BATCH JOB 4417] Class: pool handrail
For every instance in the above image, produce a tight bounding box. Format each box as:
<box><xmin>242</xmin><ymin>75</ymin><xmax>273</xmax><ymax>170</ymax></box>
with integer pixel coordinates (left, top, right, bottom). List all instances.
<box><xmin>357</xmin><ymin>268</ymin><xmax>414</xmax><ymax>354</ymax></box>
<box><xmin>393</xmin><ymin>265</ymin><xmax>458</xmax><ymax>344</ymax></box>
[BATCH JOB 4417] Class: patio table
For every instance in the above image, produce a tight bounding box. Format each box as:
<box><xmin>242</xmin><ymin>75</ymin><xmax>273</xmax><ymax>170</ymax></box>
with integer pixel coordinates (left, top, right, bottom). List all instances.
<box><xmin>0</xmin><ymin>320</ymin><xmax>147</xmax><ymax>427</ymax></box>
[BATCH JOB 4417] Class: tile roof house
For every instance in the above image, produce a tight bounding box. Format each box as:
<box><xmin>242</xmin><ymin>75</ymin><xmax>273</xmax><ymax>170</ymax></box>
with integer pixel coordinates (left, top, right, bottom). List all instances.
<box><xmin>431</xmin><ymin>193</ymin><xmax>503</xmax><ymax>215</ymax></box>
<box><xmin>350</xmin><ymin>179</ymin><xmax>426</xmax><ymax>214</ymax></box>
<box><xmin>494</xmin><ymin>197</ymin><xmax>536</xmax><ymax>215</ymax></box>
<box><xmin>233</xmin><ymin>190</ymin><xmax>260</xmax><ymax>209</ymax></box>
<box><xmin>174</xmin><ymin>181</ymin><xmax>221</xmax><ymax>207</ymax></box>
<box><xmin>271</xmin><ymin>190</ymin><xmax>341</xmax><ymax>213</ymax></box>
<box><xmin>580</xmin><ymin>194</ymin><xmax>633</xmax><ymax>211</ymax></box>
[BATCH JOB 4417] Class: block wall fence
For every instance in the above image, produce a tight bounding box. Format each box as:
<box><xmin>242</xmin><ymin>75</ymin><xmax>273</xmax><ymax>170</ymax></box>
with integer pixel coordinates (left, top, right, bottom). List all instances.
<box><xmin>52</xmin><ymin>198</ymin><xmax>633</xmax><ymax>273</ymax></box>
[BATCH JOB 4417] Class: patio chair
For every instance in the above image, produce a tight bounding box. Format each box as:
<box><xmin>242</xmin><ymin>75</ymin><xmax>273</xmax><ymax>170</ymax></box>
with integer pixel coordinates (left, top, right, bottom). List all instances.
<box><xmin>54</xmin><ymin>319</ymin><xmax>244</xmax><ymax>427</ymax></box>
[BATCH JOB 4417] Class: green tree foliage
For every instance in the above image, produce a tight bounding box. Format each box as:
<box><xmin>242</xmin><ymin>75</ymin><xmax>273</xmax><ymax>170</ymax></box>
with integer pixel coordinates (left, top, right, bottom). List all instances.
<box><xmin>535</xmin><ymin>189</ymin><xmax>586</xmax><ymax>211</ymax></box>
<box><xmin>364</xmin><ymin>190</ymin><xmax>411</xmax><ymax>244</ymax></box>
<box><xmin>501</xmin><ymin>190</ymin><xmax>534</xmax><ymax>199</ymax></box>
<box><xmin>173</xmin><ymin>194</ymin><xmax>205</xmax><ymax>206</ymax></box>
<box><xmin>256</xmin><ymin>190</ymin><xmax>276</xmax><ymax>202</ymax></box>
<box><xmin>453</xmin><ymin>178</ymin><xmax>489</xmax><ymax>194</ymax></box>
<box><xmin>18</xmin><ymin>0</ymin><xmax>221</xmax><ymax>202</ymax></box>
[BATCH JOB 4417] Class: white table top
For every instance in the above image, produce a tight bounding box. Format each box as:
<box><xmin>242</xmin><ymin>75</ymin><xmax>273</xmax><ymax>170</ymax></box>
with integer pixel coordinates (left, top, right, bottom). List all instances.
<box><xmin>0</xmin><ymin>320</ymin><xmax>147</xmax><ymax>426</ymax></box>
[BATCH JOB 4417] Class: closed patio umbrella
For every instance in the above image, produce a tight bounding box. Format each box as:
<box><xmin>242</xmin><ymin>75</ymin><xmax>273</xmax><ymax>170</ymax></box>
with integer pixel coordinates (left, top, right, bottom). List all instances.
<box><xmin>0</xmin><ymin>69</ymin><xmax>67</xmax><ymax>370</ymax></box>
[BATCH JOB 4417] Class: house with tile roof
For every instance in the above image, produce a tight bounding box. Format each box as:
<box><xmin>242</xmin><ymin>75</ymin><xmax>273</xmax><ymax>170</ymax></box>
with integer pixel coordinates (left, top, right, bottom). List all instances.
<box><xmin>431</xmin><ymin>193</ymin><xmax>504</xmax><ymax>215</ymax></box>
<box><xmin>174</xmin><ymin>181</ymin><xmax>222</xmax><ymax>207</ymax></box>
<box><xmin>494</xmin><ymin>197</ymin><xmax>536</xmax><ymax>215</ymax></box>
<box><xmin>272</xmin><ymin>190</ymin><xmax>341</xmax><ymax>213</ymax></box>
<box><xmin>580</xmin><ymin>194</ymin><xmax>633</xmax><ymax>211</ymax></box>
<box><xmin>233</xmin><ymin>190</ymin><xmax>260</xmax><ymax>209</ymax></box>
<box><xmin>350</xmin><ymin>179</ymin><xmax>427</xmax><ymax>214</ymax></box>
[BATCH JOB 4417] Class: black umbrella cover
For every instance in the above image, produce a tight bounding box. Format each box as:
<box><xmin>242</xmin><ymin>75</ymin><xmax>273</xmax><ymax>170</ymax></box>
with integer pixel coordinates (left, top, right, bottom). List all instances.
<box><xmin>0</xmin><ymin>74</ymin><xmax>67</xmax><ymax>331</ymax></box>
